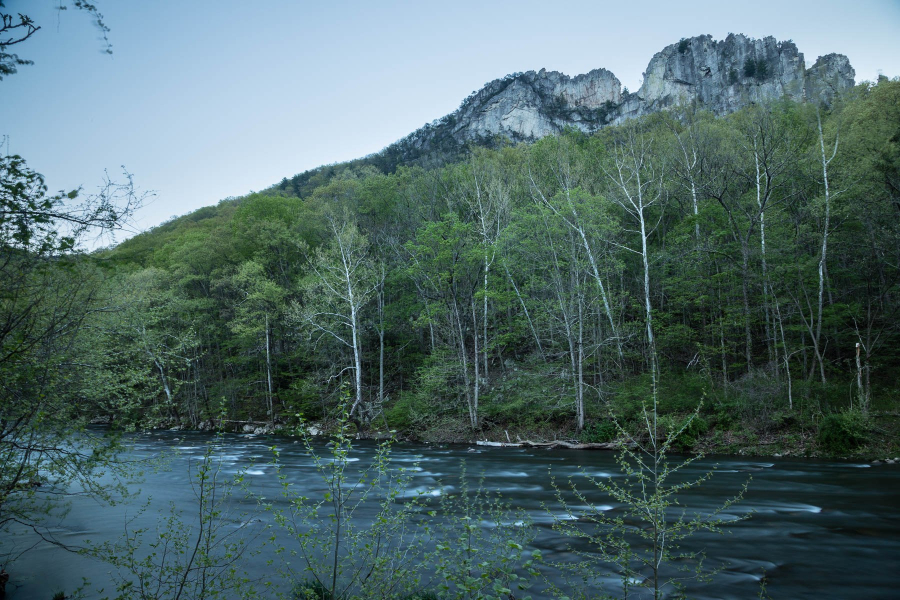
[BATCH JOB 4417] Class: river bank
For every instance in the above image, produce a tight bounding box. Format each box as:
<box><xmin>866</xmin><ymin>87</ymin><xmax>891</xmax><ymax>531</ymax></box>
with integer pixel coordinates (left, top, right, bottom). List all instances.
<box><xmin>100</xmin><ymin>407</ymin><xmax>900</xmax><ymax>462</ymax></box>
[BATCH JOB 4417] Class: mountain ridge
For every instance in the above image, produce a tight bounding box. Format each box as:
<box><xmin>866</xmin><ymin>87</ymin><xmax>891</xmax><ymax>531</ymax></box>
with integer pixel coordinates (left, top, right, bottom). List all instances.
<box><xmin>277</xmin><ymin>33</ymin><xmax>855</xmax><ymax>196</ymax></box>
<box><xmin>382</xmin><ymin>33</ymin><xmax>854</xmax><ymax>164</ymax></box>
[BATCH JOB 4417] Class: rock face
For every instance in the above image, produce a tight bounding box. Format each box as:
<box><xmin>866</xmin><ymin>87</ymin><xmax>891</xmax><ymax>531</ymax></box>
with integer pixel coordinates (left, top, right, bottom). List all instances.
<box><xmin>614</xmin><ymin>34</ymin><xmax>856</xmax><ymax>124</ymax></box>
<box><xmin>393</xmin><ymin>68</ymin><xmax>622</xmax><ymax>161</ymax></box>
<box><xmin>453</xmin><ymin>68</ymin><xmax>622</xmax><ymax>141</ymax></box>
<box><xmin>388</xmin><ymin>34</ymin><xmax>855</xmax><ymax>163</ymax></box>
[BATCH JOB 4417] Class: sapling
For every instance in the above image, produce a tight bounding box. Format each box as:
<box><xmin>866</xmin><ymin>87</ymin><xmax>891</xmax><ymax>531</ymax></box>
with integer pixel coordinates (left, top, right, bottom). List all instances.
<box><xmin>548</xmin><ymin>406</ymin><xmax>749</xmax><ymax>599</ymax></box>
<box><xmin>269</xmin><ymin>394</ymin><xmax>427</xmax><ymax>600</ymax></box>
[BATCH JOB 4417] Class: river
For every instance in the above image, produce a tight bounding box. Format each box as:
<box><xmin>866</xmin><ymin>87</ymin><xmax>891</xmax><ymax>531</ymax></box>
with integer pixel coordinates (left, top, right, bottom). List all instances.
<box><xmin>3</xmin><ymin>430</ymin><xmax>899</xmax><ymax>599</ymax></box>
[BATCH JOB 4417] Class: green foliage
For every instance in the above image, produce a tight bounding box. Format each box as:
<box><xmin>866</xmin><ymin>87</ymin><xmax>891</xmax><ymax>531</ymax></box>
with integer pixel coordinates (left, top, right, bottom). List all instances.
<box><xmin>660</xmin><ymin>413</ymin><xmax>709</xmax><ymax>452</ymax></box>
<box><xmin>611</xmin><ymin>373</ymin><xmax>710</xmax><ymax>422</ymax></box>
<box><xmin>1</xmin><ymin>157</ymin><xmax>145</xmax><ymax>569</ymax></box>
<box><xmin>743</xmin><ymin>58</ymin><xmax>756</xmax><ymax>79</ymax></box>
<box><xmin>817</xmin><ymin>411</ymin><xmax>869</xmax><ymax>456</ymax></box>
<box><xmin>580</xmin><ymin>421</ymin><xmax>617</xmax><ymax>443</ymax></box>
<box><xmin>743</xmin><ymin>58</ymin><xmax>768</xmax><ymax>81</ymax></box>
<box><xmin>294</xmin><ymin>579</ymin><xmax>331</xmax><ymax>599</ymax></box>
<box><xmin>423</xmin><ymin>469</ymin><xmax>538</xmax><ymax>600</ymax></box>
<box><xmin>270</xmin><ymin>397</ymin><xmax>428</xmax><ymax>600</ymax></box>
<box><xmin>549</xmin><ymin>411</ymin><xmax>747</xmax><ymax>599</ymax></box>
<box><xmin>84</xmin><ymin>436</ymin><xmax>265</xmax><ymax>600</ymax></box>
<box><xmin>481</xmin><ymin>359</ymin><xmax>576</xmax><ymax>427</ymax></box>
<box><xmin>385</xmin><ymin>390</ymin><xmax>430</xmax><ymax>432</ymax></box>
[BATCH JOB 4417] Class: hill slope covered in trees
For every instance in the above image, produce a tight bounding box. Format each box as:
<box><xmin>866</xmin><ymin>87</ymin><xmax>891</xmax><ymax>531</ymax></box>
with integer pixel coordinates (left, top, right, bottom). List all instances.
<box><xmin>102</xmin><ymin>79</ymin><xmax>900</xmax><ymax>458</ymax></box>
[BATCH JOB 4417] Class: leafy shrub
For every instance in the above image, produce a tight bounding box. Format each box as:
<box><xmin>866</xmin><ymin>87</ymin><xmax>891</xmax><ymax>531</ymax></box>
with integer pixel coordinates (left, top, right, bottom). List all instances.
<box><xmin>612</xmin><ymin>373</ymin><xmax>709</xmax><ymax>420</ymax></box>
<box><xmin>817</xmin><ymin>411</ymin><xmax>868</xmax><ymax>456</ymax></box>
<box><xmin>481</xmin><ymin>357</ymin><xmax>575</xmax><ymax>426</ymax></box>
<box><xmin>385</xmin><ymin>390</ymin><xmax>430</xmax><ymax>431</ymax></box>
<box><xmin>711</xmin><ymin>399</ymin><xmax>739</xmax><ymax>428</ymax></box>
<box><xmin>743</xmin><ymin>58</ymin><xmax>768</xmax><ymax>81</ymax></box>
<box><xmin>660</xmin><ymin>414</ymin><xmax>709</xmax><ymax>452</ymax></box>
<box><xmin>283</xmin><ymin>377</ymin><xmax>326</xmax><ymax>420</ymax></box>
<box><xmin>728</xmin><ymin>370</ymin><xmax>792</xmax><ymax>430</ymax></box>
<box><xmin>581</xmin><ymin>420</ymin><xmax>617</xmax><ymax>443</ymax></box>
<box><xmin>294</xmin><ymin>579</ymin><xmax>330</xmax><ymax>599</ymax></box>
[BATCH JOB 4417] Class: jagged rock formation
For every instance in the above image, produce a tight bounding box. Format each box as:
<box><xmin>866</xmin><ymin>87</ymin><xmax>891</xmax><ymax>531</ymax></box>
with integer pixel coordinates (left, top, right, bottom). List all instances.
<box><xmin>614</xmin><ymin>34</ymin><xmax>855</xmax><ymax>123</ymax></box>
<box><xmin>385</xmin><ymin>34</ymin><xmax>855</xmax><ymax>165</ymax></box>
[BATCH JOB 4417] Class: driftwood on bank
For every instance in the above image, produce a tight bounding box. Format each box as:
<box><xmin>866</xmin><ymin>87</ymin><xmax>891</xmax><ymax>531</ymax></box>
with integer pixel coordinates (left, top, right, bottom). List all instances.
<box><xmin>476</xmin><ymin>439</ymin><xmax>624</xmax><ymax>450</ymax></box>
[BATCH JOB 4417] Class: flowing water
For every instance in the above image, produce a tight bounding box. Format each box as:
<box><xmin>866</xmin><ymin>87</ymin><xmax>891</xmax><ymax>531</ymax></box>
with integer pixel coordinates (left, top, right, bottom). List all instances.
<box><xmin>3</xmin><ymin>430</ymin><xmax>899</xmax><ymax>599</ymax></box>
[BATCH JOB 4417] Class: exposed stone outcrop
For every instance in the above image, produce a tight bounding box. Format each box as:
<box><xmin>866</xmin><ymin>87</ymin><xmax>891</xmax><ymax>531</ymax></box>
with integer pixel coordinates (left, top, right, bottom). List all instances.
<box><xmin>452</xmin><ymin>67</ymin><xmax>622</xmax><ymax>141</ymax></box>
<box><xmin>805</xmin><ymin>52</ymin><xmax>857</xmax><ymax>104</ymax></box>
<box><xmin>392</xmin><ymin>68</ymin><xmax>622</xmax><ymax>162</ymax></box>
<box><xmin>385</xmin><ymin>34</ymin><xmax>855</xmax><ymax>165</ymax></box>
<box><xmin>613</xmin><ymin>34</ymin><xmax>855</xmax><ymax>124</ymax></box>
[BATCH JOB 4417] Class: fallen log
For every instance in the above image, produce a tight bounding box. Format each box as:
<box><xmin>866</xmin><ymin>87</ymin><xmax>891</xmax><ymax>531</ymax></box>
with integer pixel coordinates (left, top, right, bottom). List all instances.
<box><xmin>518</xmin><ymin>440</ymin><xmax>622</xmax><ymax>450</ymax></box>
<box><xmin>475</xmin><ymin>440</ymin><xmax>522</xmax><ymax>447</ymax></box>
<box><xmin>475</xmin><ymin>439</ymin><xmax>625</xmax><ymax>450</ymax></box>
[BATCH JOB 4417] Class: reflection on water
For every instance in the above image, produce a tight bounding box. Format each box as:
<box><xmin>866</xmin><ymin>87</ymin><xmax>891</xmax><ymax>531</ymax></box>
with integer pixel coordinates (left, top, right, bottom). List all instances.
<box><xmin>4</xmin><ymin>430</ymin><xmax>899</xmax><ymax>599</ymax></box>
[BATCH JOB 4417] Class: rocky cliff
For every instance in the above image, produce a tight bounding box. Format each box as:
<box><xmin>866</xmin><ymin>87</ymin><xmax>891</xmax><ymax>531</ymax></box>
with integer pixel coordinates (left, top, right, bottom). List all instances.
<box><xmin>385</xmin><ymin>34</ymin><xmax>855</xmax><ymax>165</ymax></box>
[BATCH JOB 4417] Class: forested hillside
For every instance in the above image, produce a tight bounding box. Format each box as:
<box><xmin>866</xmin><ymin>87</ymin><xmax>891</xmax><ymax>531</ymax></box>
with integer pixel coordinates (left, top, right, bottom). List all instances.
<box><xmin>100</xmin><ymin>81</ymin><xmax>900</xmax><ymax>456</ymax></box>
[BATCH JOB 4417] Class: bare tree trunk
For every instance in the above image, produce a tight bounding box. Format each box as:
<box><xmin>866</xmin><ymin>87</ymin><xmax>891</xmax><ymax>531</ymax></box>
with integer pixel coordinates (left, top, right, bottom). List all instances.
<box><xmin>637</xmin><ymin>182</ymin><xmax>659</xmax><ymax>410</ymax></box>
<box><xmin>483</xmin><ymin>251</ymin><xmax>490</xmax><ymax>384</ymax></box>
<box><xmin>155</xmin><ymin>357</ymin><xmax>173</xmax><ymax>405</ymax></box>
<box><xmin>576</xmin><ymin>223</ymin><xmax>622</xmax><ymax>362</ymax></box>
<box><xmin>773</xmin><ymin>294</ymin><xmax>793</xmax><ymax>410</ymax></box>
<box><xmin>755</xmin><ymin>147</ymin><xmax>775</xmax><ymax>369</ymax></box>
<box><xmin>740</xmin><ymin>241</ymin><xmax>753</xmax><ymax>374</ymax></box>
<box><xmin>377</xmin><ymin>283</ymin><xmax>385</xmax><ymax>409</ymax></box>
<box><xmin>452</xmin><ymin>299</ymin><xmax>476</xmax><ymax>429</ymax></box>
<box><xmin>577</xmin><ymin>289</ymin><xmax>585</xmax><ymax>432</ymax></box>
<box><xmin>472</xmin><ymin>296</ymin><xmax>480</xmax><ymax>430</ymax></box>
<box><xmin>855</xmin><ymin>342</ymin><xmax>863</xmax><ymax>413</ymax></box>
<box><xmin>349</xmin><ymin>294</ymin><xmax>363</xmax><ymax>420</ymax></box>
<box><xmin>814</xmin><ymin>109</ymin><xmax>837</xmax><ymax>385</ymax></box>
<box><xmin>265</xmin><ymin>312</ymin><xmax>274</xmax><ymax>426</ymax></box>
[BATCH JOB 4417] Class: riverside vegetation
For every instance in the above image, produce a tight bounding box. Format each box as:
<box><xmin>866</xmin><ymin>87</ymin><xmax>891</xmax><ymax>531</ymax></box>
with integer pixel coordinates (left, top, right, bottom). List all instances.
<box><xmin>94</xmin><ymin>81</ymin><xmax>900</xmax><ymax>461</ymax></box>
<box><xmin>2</xmin><ymin>4</ymin><xmax>900</xmax><ymax>596</ymax></box>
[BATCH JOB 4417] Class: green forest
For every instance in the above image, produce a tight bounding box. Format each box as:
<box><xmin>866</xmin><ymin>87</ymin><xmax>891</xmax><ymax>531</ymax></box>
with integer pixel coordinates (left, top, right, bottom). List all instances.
<box><xmin>6</xmin><ymin>79</ymin><xmax>898</xmax><ymax>462</ymax></box>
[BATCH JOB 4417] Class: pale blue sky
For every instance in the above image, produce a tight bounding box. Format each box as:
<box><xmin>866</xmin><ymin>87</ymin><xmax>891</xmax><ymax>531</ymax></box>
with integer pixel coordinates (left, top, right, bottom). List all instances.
<box><xmin>2</xmin><ymin>0</ymin><xmax>899</xmax><ymax>239</ymax></box>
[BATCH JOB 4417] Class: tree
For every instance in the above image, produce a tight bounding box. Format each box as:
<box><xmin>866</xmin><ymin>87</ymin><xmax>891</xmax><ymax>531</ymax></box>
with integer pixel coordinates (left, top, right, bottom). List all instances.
<box><xmin>550</xmin><ymin>416</ymin><xmax>748</xmax><ymax>599</ymax></box>
<box><xmin>1</xmin><ymin>1</ymin><xmax>111</xmax><ymax>80</ymax></box>
<box><xmin>529</xmin><ymin>134</ymin><xmax>624</xmax><ymax>364</ymax></box>
<box><xmin>271</xmin><ymin>399</ymin><xmax>426</xmax><ymax>600</ymax></box>
<box><xmin>296</xmin><ymin>210</ymin><xmax>378</xmax><ymax>422</ymax></box>
<box><xmin>404</xmin><ymin>209</ymin><xmax>485</xmax><ymax>430</ymax></box>
<box><xmin>597</xmin><ymin>119</ymin><xmax>665</xmax><ymax>410</ymax></box>
<box><xmin>87</xmin><ymin>435</ymin><xmax>265</xmax><ymax>600</ymax></box>
<box><xmin>0</xmin><ymin>154</ymin><xmax>144</xmax><ymax>581</ymax></box>
<box><xmin>230</xmin><ymin>260</ymin><xmax>287</xmax><ymax>426</ymax></box>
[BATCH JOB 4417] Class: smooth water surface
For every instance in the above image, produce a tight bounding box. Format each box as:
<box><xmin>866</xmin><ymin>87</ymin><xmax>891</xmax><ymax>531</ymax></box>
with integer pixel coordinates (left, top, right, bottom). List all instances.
<box><xmin>3</xmin><ymin>430</ymin><xmax>899</xmax><ymax>599</ymax></box>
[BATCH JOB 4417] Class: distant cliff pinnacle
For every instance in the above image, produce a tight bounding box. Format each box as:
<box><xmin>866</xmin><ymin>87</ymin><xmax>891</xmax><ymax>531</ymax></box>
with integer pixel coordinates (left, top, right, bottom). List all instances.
<box><xmin>385</xmin><ymin>34</ymin><xmax>855</xmax><ymax>164</ymax></box>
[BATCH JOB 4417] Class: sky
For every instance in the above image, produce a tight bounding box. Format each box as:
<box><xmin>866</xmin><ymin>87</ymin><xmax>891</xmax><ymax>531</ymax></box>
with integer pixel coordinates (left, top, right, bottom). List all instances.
<box><xmin>2</xmin><ymin>0</ymin><xmax>899</xmax><ymax>241</ymax></box>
